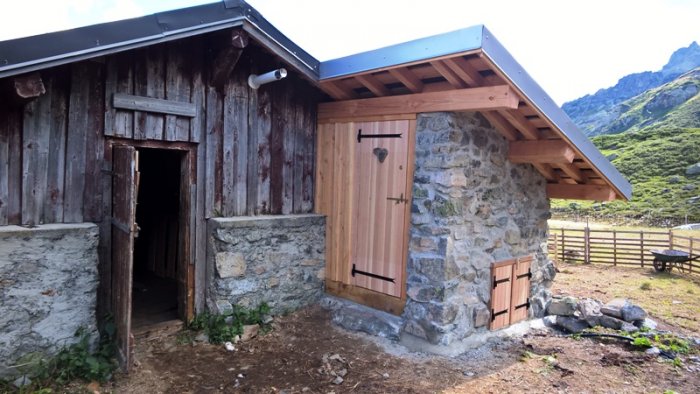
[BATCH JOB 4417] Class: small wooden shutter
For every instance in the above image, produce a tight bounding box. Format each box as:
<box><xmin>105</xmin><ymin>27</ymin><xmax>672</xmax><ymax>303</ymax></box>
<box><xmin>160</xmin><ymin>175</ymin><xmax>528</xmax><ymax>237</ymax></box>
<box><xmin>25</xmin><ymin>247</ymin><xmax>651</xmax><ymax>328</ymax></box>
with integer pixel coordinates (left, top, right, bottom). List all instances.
<box><xmin>490</xmin><ymin>255</ymin><xmax>533</xmax><ymax>330</ymax></box>
<box><xmin>509</xmin><ymin>256</ymin><xmax>533</xmax><ymax>324</ymax></box>
<box><xmin>490</xmin><ymin>259</ymin><xmax>514</xmax><ymax>330</ymax></box>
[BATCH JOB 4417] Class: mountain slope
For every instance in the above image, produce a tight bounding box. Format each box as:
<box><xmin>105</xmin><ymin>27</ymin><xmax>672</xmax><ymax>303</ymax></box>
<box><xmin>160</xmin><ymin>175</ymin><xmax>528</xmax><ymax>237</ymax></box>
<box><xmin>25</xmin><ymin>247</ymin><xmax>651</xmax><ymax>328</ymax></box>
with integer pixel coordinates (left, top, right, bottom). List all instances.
<box><xmin>597</xmin><ymin>68</ymin><xmax>700</xmax><ymax>134</ymax></box>
<box><xmin>563</xmin><ymin>42</ymin><xmax>700</xmax><ymax>136</ymax></box>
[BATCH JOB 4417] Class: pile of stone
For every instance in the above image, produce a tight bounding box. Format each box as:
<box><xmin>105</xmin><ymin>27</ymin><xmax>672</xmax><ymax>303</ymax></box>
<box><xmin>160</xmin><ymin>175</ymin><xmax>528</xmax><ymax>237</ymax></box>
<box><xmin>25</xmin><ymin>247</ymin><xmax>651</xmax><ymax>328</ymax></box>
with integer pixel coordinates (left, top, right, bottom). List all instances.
<box><xmin>544</xmin><ymin>296</ymin><xmax>657</xmax><ymax>334</ymax></box>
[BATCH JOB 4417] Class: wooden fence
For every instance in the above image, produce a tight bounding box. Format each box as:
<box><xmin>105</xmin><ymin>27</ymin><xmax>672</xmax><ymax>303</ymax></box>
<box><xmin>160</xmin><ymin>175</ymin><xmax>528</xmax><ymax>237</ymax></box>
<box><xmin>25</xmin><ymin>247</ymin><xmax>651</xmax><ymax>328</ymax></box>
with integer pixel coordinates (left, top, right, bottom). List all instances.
<box><xmin>548</xmin><ymin>227</ymin><xmax>700</xmax><ymax>273</ymax></box>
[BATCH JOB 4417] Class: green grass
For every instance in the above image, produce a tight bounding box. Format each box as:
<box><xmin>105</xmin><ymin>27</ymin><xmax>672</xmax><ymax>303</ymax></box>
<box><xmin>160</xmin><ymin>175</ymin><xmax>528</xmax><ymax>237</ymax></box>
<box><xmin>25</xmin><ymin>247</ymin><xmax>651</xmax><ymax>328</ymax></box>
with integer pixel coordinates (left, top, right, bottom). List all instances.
<box><xmin>552</xmin><ymin>127</ymin><xmax>700</xmax><ymax>225</ymax></box>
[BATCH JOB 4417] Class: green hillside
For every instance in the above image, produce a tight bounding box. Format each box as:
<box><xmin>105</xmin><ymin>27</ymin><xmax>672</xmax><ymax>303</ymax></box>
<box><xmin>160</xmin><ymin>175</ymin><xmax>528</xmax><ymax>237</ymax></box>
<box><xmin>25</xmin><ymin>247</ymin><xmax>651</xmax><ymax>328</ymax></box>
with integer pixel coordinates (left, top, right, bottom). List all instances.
<box><xmin>551</xmin><ymin>127</ymin><xmax>700</xmax><ymax>225</ymax></box>
<box><xmin>601</xmin><ymin>69</ymin><xmax>700</xmax><ymax>134</ymax></box>
<box><xmin>554</xmin><ymin>63</ymin><xmax>700</xmax><ymax>225</ymax></box>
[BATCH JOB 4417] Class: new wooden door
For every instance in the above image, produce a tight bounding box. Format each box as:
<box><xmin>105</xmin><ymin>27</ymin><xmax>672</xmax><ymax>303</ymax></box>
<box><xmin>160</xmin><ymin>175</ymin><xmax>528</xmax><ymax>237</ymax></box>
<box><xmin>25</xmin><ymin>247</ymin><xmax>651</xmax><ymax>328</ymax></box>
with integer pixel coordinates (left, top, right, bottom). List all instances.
<box><xmin>111</xmin><ymin>145</ymin><xmax>139</xmax><ymax>370</ymax></box>
<box><xmin>351</xmin><ymin>121</ymin><xmax>410</xmax><ymax>297</ymax></box>
<box><xmin>316</xmin><ymin>118</ymin><xmax>415</xmax><ymax>312</ymax></box>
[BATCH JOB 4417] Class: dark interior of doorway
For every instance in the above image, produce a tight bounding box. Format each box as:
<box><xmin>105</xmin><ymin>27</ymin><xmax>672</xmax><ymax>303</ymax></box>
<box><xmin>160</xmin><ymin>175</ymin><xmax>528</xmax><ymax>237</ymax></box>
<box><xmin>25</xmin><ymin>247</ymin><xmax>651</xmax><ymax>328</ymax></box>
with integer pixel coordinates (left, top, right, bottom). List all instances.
<box><xmin>132</xmin><ymin>148</ymin><xmax>182</xmax><ymax>330</ymax></box>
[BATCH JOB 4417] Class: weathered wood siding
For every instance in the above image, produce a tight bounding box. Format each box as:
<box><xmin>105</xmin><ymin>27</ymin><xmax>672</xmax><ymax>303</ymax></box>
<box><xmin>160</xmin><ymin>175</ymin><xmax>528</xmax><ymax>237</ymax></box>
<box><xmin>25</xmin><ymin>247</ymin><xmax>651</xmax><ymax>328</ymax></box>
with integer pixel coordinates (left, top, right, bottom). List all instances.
<box><xmin>0</xmin><ymin>36</ymin><xmax>318</xmax><ymax>226</ymax></box>
<box><xmin>0</xmin><ymin>34</ymin><xmax>319</xmax><ymax>315</ymax></box>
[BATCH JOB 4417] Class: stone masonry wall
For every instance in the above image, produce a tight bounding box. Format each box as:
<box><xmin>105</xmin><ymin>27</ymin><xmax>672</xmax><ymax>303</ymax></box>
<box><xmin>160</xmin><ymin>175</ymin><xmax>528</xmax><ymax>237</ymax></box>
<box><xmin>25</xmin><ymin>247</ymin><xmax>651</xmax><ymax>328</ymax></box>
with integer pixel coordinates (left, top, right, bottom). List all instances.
<box><xmin>0</xmin><ymin>223</ymin><xmax>99</xmax><ymax>378</ymax></box>
<box><xmin>207</xmin><ymin>215</ymin><xmax>326</xmax><ymax>315</ymax></box>
<box><xmin>403</xmin><ymin>112</ymin><xmax>555</xmax><ymax>345</ymax></box>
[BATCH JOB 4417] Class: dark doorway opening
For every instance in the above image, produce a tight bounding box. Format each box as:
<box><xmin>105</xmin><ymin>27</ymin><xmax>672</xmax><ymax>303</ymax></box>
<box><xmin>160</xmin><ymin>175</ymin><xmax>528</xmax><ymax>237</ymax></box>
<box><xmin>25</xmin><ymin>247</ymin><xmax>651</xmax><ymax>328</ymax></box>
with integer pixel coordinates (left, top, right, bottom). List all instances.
<box><xmin>132</xmin><ymin>148</ymin><xmax>182</xmax><ymax>330</ymax></box>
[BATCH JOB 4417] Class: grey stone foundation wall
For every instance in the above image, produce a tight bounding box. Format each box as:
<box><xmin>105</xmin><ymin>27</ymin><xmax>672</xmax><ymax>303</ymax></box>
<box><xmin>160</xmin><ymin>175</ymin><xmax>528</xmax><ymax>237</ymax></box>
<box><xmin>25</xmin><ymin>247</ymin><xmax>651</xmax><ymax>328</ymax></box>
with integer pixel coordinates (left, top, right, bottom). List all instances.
<box><xmin>207</xmin><ymin>215</ymin><xmax>326</xmax><ymax>315</ymax></box>
<box><xmin>403</xmin><ymin>112</ymin><xmax>555</xmax><ymax>345</ymax></box>
<box><xmin>0</xmin><ymin>223</ymin><xmax>99</xmax><ymax>378</ymax></box>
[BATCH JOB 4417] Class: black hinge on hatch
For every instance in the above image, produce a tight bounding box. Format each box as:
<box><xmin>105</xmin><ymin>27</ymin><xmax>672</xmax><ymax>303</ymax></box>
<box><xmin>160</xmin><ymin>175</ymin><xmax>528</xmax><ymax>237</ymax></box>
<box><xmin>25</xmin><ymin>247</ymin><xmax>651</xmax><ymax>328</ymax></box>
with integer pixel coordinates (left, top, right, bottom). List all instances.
<box><xmin>493</xmin><ymin>276</ymin><xmax>510</xmax><ymax>289</ymax></box>
<box><xmin>491</xmin><ymin>308</ymin><xmax>509</xmax><ymax>321</ymax></box>
<box><xmin>514</xmin><ymin>298</ymin><xmax>531</xmax><ymax>310</ymax></box>
<box><xmin>351</xmin><ymin>264</ymin><xmax>395</xmax><ymax>283</ymax></box>
<box><xmin>357</xmin><ymin>128</ymin><xmax>402</xmax><ymax>143</ymax></box>
<box><xmin>516</xmin><ymin>269</ymin><xmax>532</xmax><ymax>280</ymax></box>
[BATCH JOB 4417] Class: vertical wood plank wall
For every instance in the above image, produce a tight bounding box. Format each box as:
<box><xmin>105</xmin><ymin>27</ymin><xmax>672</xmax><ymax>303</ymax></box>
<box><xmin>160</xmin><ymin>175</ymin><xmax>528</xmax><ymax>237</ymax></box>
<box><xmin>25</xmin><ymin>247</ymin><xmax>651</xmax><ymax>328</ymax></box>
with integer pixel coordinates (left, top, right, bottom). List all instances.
<box><xmin>0</xmin><ymin>35</ymin><xmax>319</xmax><ymax>314</ymax></box>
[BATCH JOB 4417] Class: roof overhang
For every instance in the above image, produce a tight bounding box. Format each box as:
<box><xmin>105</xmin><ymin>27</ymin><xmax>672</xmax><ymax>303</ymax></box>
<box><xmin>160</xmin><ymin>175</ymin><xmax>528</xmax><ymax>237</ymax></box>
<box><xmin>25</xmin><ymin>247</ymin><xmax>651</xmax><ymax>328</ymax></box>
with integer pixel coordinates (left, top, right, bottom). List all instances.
<box><xmin>0</xmin><ymin>1</ymin><xmax>631</xmax><ymax>201</ymax></box>
<box><xmin>315</xmin><ymin>26</ymin><xmax>632</xmax><ymax>201</ymax></box>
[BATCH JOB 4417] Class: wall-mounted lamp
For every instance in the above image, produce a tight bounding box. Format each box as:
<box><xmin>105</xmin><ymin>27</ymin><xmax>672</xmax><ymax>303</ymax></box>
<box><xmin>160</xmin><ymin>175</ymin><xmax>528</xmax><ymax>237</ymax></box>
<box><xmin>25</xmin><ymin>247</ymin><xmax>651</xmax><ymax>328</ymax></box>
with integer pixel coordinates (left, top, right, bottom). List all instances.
<box><xmin>248</xmin><ymin>68</ymin><xmax>287</xmax><ymax>89</ymax></box>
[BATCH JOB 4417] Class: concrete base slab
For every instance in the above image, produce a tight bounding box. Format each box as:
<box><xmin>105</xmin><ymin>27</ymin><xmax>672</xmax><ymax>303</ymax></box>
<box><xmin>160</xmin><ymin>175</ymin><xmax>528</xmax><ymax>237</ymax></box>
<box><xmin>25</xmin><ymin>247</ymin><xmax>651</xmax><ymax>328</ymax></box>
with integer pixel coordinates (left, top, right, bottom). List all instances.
<box><xmin>321</xmin><ymin>296</ymin><xmax>404</xmax><ymax>341</ymax></box>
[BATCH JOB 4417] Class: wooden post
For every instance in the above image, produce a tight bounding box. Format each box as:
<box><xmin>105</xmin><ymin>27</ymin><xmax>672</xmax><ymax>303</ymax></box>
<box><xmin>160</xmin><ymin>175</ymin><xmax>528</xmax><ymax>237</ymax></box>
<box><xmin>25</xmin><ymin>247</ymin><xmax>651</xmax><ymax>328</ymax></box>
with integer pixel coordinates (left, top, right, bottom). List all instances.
<box><xmin>690</xmin><ymin>237</ymin><xmax>695</xmax><ymax>274</ymax></box>
<box><xmin>669</xmin><ymin>230</ymin><xmax>674</xmax><ymax>249</ymax></box>
<box><xmin>640</xmin><ymin>230</ymin><xmax>645</xmax><ymax>268</ymax></box>
<box><xmin>560</xmin><ymin>228</ymin><xmax>565</xmax><ymax>262</ymax></box>
<box><xmin>613</xmin><ymin>230</ymin><xmax>617</xmax><ymax>266</ymax></box>
<box><xmin>584</xmin><ymin>226</ymin><xmax>590</xmax><ymax>264</ymax></box>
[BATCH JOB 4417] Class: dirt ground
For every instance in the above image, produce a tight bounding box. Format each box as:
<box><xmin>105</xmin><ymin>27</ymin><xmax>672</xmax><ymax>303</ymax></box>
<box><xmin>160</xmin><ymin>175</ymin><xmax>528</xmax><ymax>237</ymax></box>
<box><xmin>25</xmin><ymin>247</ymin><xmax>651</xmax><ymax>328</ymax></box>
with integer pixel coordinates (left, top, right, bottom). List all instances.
<box><xmin>104</xmin><ymin>266</ymin><xmax>700</xmax><ymax>394</ymax></box>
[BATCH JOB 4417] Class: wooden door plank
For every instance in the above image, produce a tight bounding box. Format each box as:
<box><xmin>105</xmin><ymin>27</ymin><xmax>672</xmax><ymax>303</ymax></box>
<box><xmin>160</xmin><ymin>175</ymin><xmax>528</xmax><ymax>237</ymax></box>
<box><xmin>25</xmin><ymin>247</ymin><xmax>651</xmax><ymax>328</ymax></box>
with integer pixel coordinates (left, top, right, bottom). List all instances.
<box><xmin>490</xmin><ymin>261</ymin><xmax>514</xmax><ymax>330</ymax></box>
<box><xmin>111</xmin><ymin>145</ymin><xmax>137</xmax><ymax>370</ymax></box>
<box><xmin>509</xmin><ymin>256</ymin><xmax>532</xmax><ymax>324</ymax></box>
<box><xmin>315</xmin><ymin>123</ymin><xmax>336</xmax><ymax>280</ymax></box>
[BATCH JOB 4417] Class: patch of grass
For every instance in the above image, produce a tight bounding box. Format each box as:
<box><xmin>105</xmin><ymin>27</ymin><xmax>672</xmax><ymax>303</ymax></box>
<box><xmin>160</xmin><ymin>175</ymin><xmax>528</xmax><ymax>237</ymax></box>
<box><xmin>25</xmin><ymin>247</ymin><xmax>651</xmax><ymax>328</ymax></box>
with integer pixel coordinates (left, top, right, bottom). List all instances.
<box><xmin>1</xmin><ymin>322</ymin><xmax>118</xmax><ymax>393</ymax></box>
<box><xmin>640</xmin><ymin>281</ymin><xmax>653</xmax><ymax>291</ymax></box>
<box><xmin>632</xmin><ymin>336</ymin><xmax>653</xmax><ymax>348</ymax></box>
<box><xmin>189</xmin><ymin>302</ymin><xmax>272</xmax><ymax>344</ymax></box>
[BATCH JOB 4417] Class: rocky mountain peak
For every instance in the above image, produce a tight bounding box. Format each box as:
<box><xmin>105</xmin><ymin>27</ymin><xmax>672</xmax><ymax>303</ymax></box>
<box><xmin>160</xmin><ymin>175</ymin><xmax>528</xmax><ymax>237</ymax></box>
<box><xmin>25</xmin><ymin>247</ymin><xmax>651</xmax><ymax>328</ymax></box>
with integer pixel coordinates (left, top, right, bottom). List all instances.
<box><xmin>563</xmin><ymin>42</ymin><xmax>700</xmax><ymax>135</ymax></box>
<box><xmin>661</xmin><ymin>41</ymin><xmax>700</xmax><ymax>77</ymax></box>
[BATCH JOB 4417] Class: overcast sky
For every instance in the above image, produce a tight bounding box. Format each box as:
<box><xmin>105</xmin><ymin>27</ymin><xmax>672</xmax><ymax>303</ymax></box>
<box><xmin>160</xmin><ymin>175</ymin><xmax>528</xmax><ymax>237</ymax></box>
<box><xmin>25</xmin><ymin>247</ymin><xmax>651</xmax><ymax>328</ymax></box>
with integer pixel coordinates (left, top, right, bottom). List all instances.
<box><xmin>1</xmin><ymin>0</ymin><xmax>699</xmax><ymax>104</ymax></box>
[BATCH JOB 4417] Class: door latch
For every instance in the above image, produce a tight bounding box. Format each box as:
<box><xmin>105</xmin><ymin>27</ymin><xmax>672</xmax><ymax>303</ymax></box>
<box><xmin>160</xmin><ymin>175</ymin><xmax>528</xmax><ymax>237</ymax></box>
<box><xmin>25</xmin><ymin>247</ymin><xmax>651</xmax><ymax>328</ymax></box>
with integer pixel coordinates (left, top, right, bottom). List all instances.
<box><xmin>386</xmin><ymin>193</ymin><xmax>408</xmax><ymax>205</ymax></box>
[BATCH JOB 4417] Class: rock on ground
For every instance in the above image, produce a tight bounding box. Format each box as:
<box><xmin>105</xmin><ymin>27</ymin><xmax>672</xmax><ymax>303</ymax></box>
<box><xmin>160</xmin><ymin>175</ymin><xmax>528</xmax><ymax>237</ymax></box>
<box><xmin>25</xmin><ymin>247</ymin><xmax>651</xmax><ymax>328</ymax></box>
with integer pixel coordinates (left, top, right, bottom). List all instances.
<box><xmin>556</xmin><ymin>316</ymin><xmax>589</xmax><ymax>333</ymax></box>
<box><xmin>600</xmin><ymin>298</ymin><xmax>647</xmax><ymax>322</ymax></box>
<box><xmin>547</xmin><ymin>296</ymin><xmax>579</xmax><ymax>317</ymax></box>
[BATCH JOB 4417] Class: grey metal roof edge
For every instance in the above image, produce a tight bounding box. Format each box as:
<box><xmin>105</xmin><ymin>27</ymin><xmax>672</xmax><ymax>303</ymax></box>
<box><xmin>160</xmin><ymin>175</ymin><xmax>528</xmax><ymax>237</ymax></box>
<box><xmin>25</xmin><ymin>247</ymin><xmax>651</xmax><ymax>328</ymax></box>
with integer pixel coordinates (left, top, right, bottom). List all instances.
<box><xmin>479</xmin><ymin>26</ymin><xmax>632</xmax><ymax>200</ymax></box>
<box><xmin>0</xmin><ymin>0</ymin><xmax>320</xmax><ymax>81</ymax></box>
<box><xmin>319</xmin><ymin>25</ymin><xmax>484</xmax><ymax>80</ymax></box>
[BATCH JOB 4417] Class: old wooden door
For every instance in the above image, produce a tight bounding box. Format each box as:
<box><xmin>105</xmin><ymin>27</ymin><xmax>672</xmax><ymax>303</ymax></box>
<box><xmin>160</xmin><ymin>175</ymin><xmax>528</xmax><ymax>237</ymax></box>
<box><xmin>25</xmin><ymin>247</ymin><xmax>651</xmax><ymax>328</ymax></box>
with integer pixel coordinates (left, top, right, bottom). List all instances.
<box><xmin>111</xmin><ymin>145</ymin><xmax>139</xmax><ymax>370</ymax></box>
<box><xmin>351</xmin><ymin>121</ymin><xmax>411</xmax><ymax>297</ymax></box>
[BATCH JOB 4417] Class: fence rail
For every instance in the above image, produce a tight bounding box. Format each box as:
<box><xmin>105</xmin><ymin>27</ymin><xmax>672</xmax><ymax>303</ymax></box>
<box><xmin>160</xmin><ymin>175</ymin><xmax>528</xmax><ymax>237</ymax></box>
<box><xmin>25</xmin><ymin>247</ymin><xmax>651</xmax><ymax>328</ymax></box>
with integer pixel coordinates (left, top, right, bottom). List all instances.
<box><xmin>548</xmin><ymin>227</ymin><xmax>700</xmax><ymax>273</ymax></box>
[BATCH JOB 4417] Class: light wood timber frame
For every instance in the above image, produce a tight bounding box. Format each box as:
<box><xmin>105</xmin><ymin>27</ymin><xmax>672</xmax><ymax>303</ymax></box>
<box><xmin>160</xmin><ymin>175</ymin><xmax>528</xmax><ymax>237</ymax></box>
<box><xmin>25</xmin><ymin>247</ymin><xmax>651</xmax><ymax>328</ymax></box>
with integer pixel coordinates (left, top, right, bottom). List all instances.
<box><xmin>317</xmin><ymin>50</ymin><xmax>628</xmax><ymax>201</ymax></box>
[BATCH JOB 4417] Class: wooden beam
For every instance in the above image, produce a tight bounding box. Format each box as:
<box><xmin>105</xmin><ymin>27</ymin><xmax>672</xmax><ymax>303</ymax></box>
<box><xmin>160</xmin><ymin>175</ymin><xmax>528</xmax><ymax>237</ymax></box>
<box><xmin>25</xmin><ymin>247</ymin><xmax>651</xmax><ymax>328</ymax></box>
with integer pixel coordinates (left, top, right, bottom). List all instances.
<box><xmin>13</xmin><ymin>72</ymin><xmax>46</xmax><ymax>99</ymax></box>
<box><xmin>498</xmin><ymin>109</ymin><xmax>540</xmax><ymax>140</ymax></box>
<box><xmin>559</xmin><ymin>163</ymin><xmax>586</xmax><ymax>183</ymax></box>
<box><xmin>388</xmin><ymin>68</ymin><xmax>424</xmax><ymax>93</ymax></box>
<box><xmin>442</xmin><ymin>57</ymin><xmax>485</xmax><ymax>86</ymax></box>
<box><xmin>508</xmin><ymin>140</ymin><xmax>576</xmax><ymax>164</ymax></box>
<box><xmin>430</xmin><ymin>60</ymin><xmax>467</xmax><ymax>89</ymax></box>
<box><xmin>318</xmin><ymin>85</ymin><xmax>519</xmax><ymax>120</ymax></box>
<box><xmin>532</xmin><ymin>163</ymin><xmax>558</xmax><ymax>181</ymax></box>
<box><xmin>209</xmin><ymin>29</ymin><xmax>249</xmax><ymax>90</ymax></box>
<box><xmin>355</xmin><ymin>74</ymin><xmax>390</xmax><ymax>97</ymax></box>
<box><xmin>481</xmin><ymin>111</ymin><xmax>518</xmax><ymax>141</ymax></box>
<box><xmin>546</xmin><ymin>184</ymin><xmax>617</xmax><ymax>201</ymax></box>
<box><xmin>321</xmin><ymin>80</ymin><xmax>357</xmax><ymax>100</ymax></box>
<box><xmin>113</xmin><ymin>93</ymin><xmax>197</xmax><ymax>117</ymax></box>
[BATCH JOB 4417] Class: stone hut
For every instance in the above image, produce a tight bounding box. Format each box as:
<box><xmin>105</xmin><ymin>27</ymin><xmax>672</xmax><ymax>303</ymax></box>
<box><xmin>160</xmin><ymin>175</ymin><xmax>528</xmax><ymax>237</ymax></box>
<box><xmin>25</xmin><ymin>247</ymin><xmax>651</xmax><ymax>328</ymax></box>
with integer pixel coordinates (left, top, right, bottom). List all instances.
<box><xmin>0</xmin><ymin>0</ymin><xmax>631</xmax><ymax>375</ymax></box>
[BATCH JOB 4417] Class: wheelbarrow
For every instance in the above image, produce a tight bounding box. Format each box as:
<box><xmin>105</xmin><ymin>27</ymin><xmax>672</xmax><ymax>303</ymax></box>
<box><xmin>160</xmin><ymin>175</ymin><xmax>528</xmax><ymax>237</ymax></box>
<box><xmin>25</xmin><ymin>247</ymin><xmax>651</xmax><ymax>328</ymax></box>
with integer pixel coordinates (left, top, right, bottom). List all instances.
<box><xmin>649</xmin><ymin>249</ymin><xmax>700</xmax><ymax>272</ymax></box>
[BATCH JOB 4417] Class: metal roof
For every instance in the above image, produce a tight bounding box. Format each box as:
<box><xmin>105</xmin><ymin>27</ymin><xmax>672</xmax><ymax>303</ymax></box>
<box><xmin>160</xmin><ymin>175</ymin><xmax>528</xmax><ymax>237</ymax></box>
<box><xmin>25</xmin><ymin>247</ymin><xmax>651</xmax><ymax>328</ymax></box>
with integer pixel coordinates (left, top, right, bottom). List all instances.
<box><xmin>0</xmin><ymin>0</ymin><xmax>319</xmax><ymax>80</ymax></box>
<box><xmin>0</xmin><ymin>0</ymin><xmax>631</xmax><ymax>200</ymax></box>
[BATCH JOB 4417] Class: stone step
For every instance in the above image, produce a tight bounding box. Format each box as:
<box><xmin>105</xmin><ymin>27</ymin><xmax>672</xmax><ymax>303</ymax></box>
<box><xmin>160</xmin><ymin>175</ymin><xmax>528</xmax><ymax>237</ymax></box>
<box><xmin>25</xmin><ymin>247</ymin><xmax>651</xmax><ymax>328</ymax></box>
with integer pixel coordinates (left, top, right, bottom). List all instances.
<box><xmin>320</xmin><ymin>296</ymin><xmax>404</xmax><ymax>341</ymax></box>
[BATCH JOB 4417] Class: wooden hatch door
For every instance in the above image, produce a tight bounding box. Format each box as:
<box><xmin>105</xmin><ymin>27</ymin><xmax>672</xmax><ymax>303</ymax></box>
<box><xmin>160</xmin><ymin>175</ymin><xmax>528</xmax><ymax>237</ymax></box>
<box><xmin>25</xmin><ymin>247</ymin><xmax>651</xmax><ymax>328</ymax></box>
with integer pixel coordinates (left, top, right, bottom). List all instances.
<box><xmin>351</xmin><ymin>120</ymin><xmax>411</xmax><ymax>297</ymax></box>
<box><xmin>111</xmin><ymin>145</ymin><xmax>139</xmax><ymax>370</ymax></box>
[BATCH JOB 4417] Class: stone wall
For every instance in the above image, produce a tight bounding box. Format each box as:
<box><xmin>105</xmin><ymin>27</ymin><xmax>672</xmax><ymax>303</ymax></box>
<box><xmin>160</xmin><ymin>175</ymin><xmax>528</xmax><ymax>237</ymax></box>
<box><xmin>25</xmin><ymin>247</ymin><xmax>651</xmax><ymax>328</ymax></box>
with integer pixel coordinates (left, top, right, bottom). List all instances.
<box><xmin>207</xmin><ymin>215</ymin><xmax>326</xmax><ymax>315</ymax></box>
<box><xmin>0</xmin><ymin>223</ymin><xmax>99</xmax><ymax>378</ymax></box>
<box><xmin>403</xmin><ymin>112</ymin><xmax>555</xmax><ymax>345</ymax></box>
